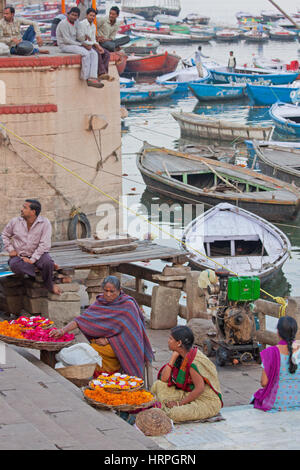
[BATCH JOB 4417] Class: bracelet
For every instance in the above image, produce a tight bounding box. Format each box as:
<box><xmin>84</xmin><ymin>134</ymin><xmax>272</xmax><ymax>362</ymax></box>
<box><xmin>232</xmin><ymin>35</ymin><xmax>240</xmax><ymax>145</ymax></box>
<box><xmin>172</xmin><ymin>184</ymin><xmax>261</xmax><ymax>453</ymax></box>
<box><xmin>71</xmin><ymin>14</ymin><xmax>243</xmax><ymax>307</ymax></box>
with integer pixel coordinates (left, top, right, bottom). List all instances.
<box><xmin>166</xmin><ymin>363</ymin><xmax>173</xmax><ymax>368</ymax></box>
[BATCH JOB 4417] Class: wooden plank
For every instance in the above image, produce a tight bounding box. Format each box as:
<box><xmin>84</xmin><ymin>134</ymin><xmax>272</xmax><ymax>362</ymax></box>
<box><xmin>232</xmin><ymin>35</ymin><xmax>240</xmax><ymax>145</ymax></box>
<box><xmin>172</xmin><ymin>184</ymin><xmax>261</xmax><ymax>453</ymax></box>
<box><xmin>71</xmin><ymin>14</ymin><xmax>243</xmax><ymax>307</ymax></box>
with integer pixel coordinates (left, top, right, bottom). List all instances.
<box><xmin>77</xmin><ymin>237</ymin><xmax>138</xmax><ymax>249</ymax></box>
<box><xmin>80</xmin><ymin>243</ymin><xmax>139</xmax><ymax>255</ymax></box>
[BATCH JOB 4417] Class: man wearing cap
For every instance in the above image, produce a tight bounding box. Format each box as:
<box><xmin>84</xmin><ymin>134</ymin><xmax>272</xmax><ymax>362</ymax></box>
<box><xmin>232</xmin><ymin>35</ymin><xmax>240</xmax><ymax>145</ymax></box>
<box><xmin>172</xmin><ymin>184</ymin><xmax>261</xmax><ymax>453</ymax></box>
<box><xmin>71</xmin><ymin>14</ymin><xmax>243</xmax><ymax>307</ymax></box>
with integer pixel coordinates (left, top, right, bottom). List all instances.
<box><xmin>0</xmin><ymin>6</ymin><xmax>48</xmax><ymax>54</ymax></box>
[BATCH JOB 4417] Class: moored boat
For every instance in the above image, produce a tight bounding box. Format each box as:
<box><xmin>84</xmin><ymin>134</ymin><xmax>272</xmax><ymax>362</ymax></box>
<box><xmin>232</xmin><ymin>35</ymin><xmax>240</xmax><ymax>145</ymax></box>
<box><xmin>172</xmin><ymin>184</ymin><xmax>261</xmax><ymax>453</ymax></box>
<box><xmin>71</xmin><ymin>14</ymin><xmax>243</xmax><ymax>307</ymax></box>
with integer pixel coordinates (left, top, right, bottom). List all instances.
<box><xmin>122</xmin><ymin>37</ymin><xmax>160</xmax><ymax>55</ymax></box>
<box><xmin>183</xmin><ymin>13</ymin><xmax>210</xmax><ymax>25</ymax></box>
<box><xmin>120</xmin><ymin>83</ymin><xmax>177</xmax><ymax>103</ymax></box>
<box><xmin>171</xmin><ymin>111</ymin><xmax>274</xmax><ymax>142</ymax></box>
<box><xmin>246</xmin><ymin>141</ymin><xmax>300</xmax><ymax>187</ymax></box>
<box><xmin>124</xmin><ymin>51</ymin><xmax>180</xmax><ymax>75</ymax></box>
<box><xmin>181</xmin><ymin>202</ymin><xmax>291</xmax><ymax>282</ymax></box>
<box><xmin>189</xmin><ymin>83</ymin><xmax>246</xmax><ymax>101</ymax></box>
<box><xmin>137</xmin><ymin>142</ymin><xmax>300</xmax><ymax>222</ymax></box>
<box><xmin>269</xmin><ymin>102</ymin><xmax>300</xmax><ymax>137</ymax></box>
<box><xmin>210</xmin><ymin>66</ymin><xmax>299</xmax><ymax>85</ymax></box>
<box><xmin>215</xmin><ymin>29</ymin><xmax>240</xmax><ymax>41</ymax></box>
<box><xmin>131</xmin><ymin>30</ymin><xmax>213</xmax><ymax>43</ymax></box>
<box><xmin>156</xmin><ymin>66</ymin><xmax>211</xmax><ymax>91</ymax></box>
<box><xmin>246</xmin><ymin>83</ymin><xmax>300</xmax><ymax>105</ymax></box>
<box><xmin>243</xmin><ymin>30</ymin><xmax>269</xmax><ymax>42</ymax></box>
<box><xmin>269</xmin><ymin>27</ymin><xmax>297</xmax><ymax>40</ymax></box>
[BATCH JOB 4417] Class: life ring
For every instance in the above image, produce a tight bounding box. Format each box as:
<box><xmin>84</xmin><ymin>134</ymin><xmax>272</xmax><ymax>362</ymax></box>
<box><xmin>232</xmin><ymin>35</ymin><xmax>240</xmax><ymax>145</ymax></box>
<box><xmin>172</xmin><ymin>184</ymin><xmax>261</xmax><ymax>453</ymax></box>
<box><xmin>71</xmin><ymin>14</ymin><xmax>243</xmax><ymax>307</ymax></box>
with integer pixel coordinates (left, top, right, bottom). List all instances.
<box><xmin>67</xmin><ymin>212</ymin><xmax>91</xmax><ymax>240</ymax></box>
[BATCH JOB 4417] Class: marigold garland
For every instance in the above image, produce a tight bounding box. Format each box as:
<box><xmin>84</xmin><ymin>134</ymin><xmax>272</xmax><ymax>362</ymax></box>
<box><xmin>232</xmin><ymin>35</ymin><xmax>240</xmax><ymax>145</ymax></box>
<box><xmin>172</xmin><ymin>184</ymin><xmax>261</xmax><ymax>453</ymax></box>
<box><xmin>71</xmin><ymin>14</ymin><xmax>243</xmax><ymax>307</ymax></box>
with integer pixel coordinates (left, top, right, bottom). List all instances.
<box><xmin>0</xmin><ymin>320</ymin><xmax>24</xmax><ymax>339</ymax></box>
<box><xmin>84</xmin><ymin>387</ymin><xmax>154</xmax><ymax>406</ymax></box>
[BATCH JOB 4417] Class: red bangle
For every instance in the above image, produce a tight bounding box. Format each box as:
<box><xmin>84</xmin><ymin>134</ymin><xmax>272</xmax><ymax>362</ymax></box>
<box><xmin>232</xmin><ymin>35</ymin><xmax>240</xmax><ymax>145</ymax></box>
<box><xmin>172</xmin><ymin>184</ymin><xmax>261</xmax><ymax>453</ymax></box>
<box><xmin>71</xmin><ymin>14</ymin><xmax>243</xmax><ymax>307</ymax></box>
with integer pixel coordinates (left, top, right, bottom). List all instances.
<box><xmin>167</xmin><ymin>363</ymin><xmax>173</xmax><ymax>368</ymax></box>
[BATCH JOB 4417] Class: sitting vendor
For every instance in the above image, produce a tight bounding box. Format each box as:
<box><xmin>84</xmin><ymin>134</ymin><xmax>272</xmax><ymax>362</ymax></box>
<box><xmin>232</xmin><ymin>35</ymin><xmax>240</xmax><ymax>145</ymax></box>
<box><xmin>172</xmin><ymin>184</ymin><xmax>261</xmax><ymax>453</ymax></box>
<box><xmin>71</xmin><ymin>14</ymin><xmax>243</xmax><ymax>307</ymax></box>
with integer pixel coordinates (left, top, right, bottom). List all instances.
<box><xmin>2</xmin><ymin>199</ymin><xmax>61</xmax><ymax>295</ymax></box>
<box><xmin>151</xmin><ymin>325</ymin><xmax>223</xmax><ymax>423</ymax></box>
<box><xmin>49</xmin><ymin>275</ymin><xmax>154</xmax><ymax>378</ymax></box>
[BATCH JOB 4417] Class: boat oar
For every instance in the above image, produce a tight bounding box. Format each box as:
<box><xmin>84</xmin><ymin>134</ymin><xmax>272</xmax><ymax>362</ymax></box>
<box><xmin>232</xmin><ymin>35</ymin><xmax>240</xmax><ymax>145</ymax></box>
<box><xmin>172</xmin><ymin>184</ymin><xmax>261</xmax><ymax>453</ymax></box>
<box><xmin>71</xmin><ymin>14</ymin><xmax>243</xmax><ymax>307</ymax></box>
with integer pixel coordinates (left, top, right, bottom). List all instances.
<box><xmin>200</xmin><ymin>159</ymin><xmax>243</xmax><ymax>193</ymax></box>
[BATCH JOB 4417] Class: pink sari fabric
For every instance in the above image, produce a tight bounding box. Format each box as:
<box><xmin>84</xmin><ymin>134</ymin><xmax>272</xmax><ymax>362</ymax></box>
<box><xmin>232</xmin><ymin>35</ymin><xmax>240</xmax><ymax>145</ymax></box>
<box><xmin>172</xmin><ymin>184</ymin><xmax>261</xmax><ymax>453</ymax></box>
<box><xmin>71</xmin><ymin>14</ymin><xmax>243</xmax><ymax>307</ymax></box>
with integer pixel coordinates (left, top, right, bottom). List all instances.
<box><xmin>253</xmin><ymin>341</ymin><xmax>286</xmax><ymax>411</ymax></box>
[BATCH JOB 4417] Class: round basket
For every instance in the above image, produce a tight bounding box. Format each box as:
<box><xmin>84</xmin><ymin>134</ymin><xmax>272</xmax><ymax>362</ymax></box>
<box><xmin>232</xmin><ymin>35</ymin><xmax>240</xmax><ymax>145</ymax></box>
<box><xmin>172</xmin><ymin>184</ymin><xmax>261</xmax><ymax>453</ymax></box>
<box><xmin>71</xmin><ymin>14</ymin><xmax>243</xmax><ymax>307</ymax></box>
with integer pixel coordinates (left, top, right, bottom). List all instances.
<box><xmin>82</xmin><ymin>387</ymin><xmax>156</xmax><ymax>412</ymax></box>
<box><xmin>0</xmin><ymin>334</ymin><xmax>75</xmax><ymax>351</ymax></box>
<box><xmin>57</xmin><ymin>363</ymin><xmax>96</xmax><ymax>387</ymax></box>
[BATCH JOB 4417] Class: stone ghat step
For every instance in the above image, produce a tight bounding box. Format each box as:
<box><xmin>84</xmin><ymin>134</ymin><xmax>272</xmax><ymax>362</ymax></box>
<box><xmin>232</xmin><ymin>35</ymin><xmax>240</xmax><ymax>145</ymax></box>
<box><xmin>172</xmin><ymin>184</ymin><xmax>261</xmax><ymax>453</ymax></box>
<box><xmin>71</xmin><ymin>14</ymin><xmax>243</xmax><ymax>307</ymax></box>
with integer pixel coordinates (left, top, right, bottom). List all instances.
<box><xmin>0</xmin><ymin>345</ymin><xmax>158</xmax><ymax>450</ymax></box>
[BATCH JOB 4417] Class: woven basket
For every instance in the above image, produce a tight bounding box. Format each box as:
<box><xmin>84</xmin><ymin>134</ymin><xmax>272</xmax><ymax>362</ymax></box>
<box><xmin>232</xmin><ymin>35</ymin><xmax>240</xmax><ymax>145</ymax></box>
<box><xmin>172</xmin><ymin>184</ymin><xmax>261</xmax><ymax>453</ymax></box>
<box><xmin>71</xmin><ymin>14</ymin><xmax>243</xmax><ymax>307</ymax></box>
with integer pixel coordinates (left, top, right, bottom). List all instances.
<box><xmin>57</xmin><ymin>363</ymin><xmax>96</xmax><ymax>380</ymax></box>
<box><xmin>0</xmin><ymin>334</ymin><xmax>75</xmax><ymax>351</ymax></box>
<box><xmin>135</xmin><ymin>408</ymin><xmax>173</xmax><ymax>436</ymax></box>
<box><xmin>82</xmin><ymin>387</ymin><xmax>156</xmax><ymax>412</ymax></box>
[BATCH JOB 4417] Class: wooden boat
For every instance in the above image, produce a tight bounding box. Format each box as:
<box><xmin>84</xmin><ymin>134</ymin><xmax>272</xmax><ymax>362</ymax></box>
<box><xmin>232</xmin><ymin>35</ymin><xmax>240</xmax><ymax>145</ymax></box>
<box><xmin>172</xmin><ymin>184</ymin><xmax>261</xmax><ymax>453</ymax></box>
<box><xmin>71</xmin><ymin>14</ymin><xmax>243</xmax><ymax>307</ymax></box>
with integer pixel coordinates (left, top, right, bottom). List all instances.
<box><xmin>246</xmin><ymin>141</ymin><xmax>300</xmax><ymax>187</ymax></box>
<box><xmin>243</xmin><ymin>30</ymin><xmax>269</xmax><ymax>42</ymax></box>
<box><xmin>131</xmin><ymin>30</ymin><xmax>213</xmax><ymax>43</ymax></box>
<box><xmin>210</xmin><ymin>66</ymin><xmax>299</xmax><ymax>85</ymax></box>
<box><xmin>183</xmin><ymin>13</ymin><xmax>210</xmax><ymax>25</ymax></box>
<box><xmin>122</xmin><ymin>37</ymin><xmax>160</xmax><ymax>55</ymax></box>
<box><xmin>189</xmin><ymin>83</ymin><xmax>246</xmax><ymax>102</ymax></box>
<box><xmin>120</xmin><ymin>83</ymin><xmax>177</xmax><ymax>103</ymax></box>
<box><xmin>215</xmin><ymin>29</ymin><xmax>240</xmax><ymax>41</ymax></box>
<box><xmin>124</xmin><ymin>51</ymin><xmax>180</xmax><ymax>75</ymax></box>
<box><xmin>120</xmin><ymin>77</ymin><xmax>136</xmax><ymax>87</ymax></box>
<box><xmin>131</xmin><ymin>25</ymin><xmax>171</xmax><ymax>35</ymax></box>
<box><xmin>269</xmin><ymin>27</ymin><xmax>297</xmax><ymax>40</ymax></box>
<box><xmin>261</xmin><ymin>10</ymin><xmax>284</xmax><ymax>21</ymax></box>
<box><xmin>181</xmin><ymin>202</ymin><xmax>291</xmax><ymax>282</ymax></box>
<box><xmin>156</xmin><ymin>66</ymin><xmax>211</xmax><ymax>91</ymax></box>
<box><xmin>137</xmin><ymin>142</ymin><xmax>300</xmax><ymax>222</ymax></box>
<box><xmin>169</xmin><ymin>24</ymin><xmax>191</xmax><ymax>35</ymax></box>
<box><xmin>171</xmin><ymin>111</ymin><xmax>274</xmax><ymax>142</ymax></box>
<box><xmin>246</xmin><ymin>83</ymin><xmax>300</xmax><ymax>105</ymax></box>
<box><xmin>153</xmin><ymin>14</ymin><xmax>181</xmax><ymax>24</ymax></box>
<box><xmin>269</xmin><ymin>103</ymin><xmax>300</xmax><ymax>137</ymax></box>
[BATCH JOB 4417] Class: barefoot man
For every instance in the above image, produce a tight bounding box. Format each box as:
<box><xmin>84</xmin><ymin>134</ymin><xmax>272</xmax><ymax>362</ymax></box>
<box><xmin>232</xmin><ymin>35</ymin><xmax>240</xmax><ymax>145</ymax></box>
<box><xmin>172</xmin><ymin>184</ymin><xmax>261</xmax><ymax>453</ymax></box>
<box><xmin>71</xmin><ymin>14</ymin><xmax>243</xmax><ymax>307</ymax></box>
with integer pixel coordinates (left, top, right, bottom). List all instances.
<box><xmin>2</xmin><ymin>199</ymin><xmax>61</xmax><ymax>295</ymax></box>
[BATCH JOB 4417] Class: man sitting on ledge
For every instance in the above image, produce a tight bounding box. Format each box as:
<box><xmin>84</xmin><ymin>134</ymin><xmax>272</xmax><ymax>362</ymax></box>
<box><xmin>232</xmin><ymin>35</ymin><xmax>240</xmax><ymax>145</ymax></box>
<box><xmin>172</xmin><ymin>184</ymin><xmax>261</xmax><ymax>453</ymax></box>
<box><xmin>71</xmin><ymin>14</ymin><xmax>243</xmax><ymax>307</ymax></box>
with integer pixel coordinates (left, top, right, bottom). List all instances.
<box><xmin>0</xmin><ymin>6</ymin><xmax>48</xmax><ymax>55</ymax></box>
<box><xmin>2</xmin><ymin>199</ymin><xmax>61</xmax><ymax>296</ymax></box>
<box><xmin>56</xmin><ymin>7</ymin><xmax>103</xmax><ymax>88</ymax></box>
<box><xmin>96</xmin><ymin>6</ymin><xmax>130</xmax><ymax>52</ymax></box>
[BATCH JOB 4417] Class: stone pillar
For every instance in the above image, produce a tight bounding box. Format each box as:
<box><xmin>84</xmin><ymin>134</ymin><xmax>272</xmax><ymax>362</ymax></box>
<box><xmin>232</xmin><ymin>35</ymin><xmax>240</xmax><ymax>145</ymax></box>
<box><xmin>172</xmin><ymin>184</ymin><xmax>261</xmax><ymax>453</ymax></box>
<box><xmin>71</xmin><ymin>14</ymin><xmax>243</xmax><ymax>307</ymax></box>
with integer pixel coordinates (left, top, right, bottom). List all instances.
<box><xmin>185</xmin><ymin>271</ymin><xmax>208</xmax><ymax>321</ymax></box>
<box><xmin>85</xmin><ymin>266</ymin><xmax>110</xmax><ymax>304</ymax></box>
<box><xmin>150</xmin><ymin>285</ymin><xmax>181</xmax><ymax>329</ymax></box>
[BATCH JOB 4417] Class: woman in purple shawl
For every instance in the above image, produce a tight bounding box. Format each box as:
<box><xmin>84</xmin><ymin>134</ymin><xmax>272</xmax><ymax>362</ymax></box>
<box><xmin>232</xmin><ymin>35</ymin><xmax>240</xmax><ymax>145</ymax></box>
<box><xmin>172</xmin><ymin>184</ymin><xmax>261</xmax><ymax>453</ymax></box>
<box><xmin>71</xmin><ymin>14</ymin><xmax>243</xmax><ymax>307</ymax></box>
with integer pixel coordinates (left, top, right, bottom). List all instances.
<box><xmin>252</xmin><ymin>316</ymin><xmax>300</xmax><ymax>412</ymax></box>
<box><xmin>50</xmin><ymin>276</ymin><xmax>154</xmax><ymax>378</ymax></box>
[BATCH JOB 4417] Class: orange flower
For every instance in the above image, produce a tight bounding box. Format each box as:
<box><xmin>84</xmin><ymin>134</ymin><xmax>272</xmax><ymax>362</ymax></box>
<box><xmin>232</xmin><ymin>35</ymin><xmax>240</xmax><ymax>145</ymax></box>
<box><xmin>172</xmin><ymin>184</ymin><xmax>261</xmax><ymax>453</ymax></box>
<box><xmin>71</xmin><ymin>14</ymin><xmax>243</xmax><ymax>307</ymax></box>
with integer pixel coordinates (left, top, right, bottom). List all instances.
<box><xmin>84</xmin><ymin>388</ymin><xmax>154</xmax><ymax>406</ymax></box>
<box><xmin>0</xmin><ymin>321</ymin><xmax>24</xmax><ymax>339</ymax></box>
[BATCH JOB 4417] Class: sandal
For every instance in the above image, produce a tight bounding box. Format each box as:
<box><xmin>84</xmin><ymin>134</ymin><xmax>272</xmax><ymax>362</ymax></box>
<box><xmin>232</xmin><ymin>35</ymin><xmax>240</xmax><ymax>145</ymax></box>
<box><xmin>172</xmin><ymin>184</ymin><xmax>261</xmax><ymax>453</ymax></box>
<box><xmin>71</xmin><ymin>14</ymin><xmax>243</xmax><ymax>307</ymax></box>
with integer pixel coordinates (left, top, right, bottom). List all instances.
<box><xmin>87</xmin><ymin>78</ymin><xmax>104</xmax><ymax>88</ymax></box>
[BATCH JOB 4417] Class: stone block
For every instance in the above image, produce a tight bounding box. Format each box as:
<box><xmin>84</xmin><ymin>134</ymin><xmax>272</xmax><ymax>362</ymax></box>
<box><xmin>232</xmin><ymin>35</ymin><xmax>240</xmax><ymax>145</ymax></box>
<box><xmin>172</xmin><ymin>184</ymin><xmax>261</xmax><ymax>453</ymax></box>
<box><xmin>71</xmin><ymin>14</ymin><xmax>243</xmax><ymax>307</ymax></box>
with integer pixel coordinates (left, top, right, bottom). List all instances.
<box><xmin>185</xmin><ymin>271</ymin><xmax>208</xmax><ymax>321</ymax></box>
<box><xmin>5</xmin><ymin>295</ymin><xmax>24</xmax><ymax>314</ymax></box>
<box><xmin>85</xmin><ymin>278</ymin><xmax>103</xmax><ymax>288</ymax></box>
<box><xmin>162</xmin><ymin>266</ymin><xmax>191</xmax><ymax>276</ymax></box>
<box><xmin>150</xmin><ymin>286</ymin><xmax>181</xmax><ymax>330</ymax></box>
<box><xmin>53</xmin><ymin>283</ymin><xmax>79</xmax><ymax>293</ymax></box>
<box><xmin>47</xmin><ymin>292</ymin><xmax>80</xmax><ymax>302</ymax></box>
<box><xmin>3</xmin><ymin>285</ymin><xmax>25</xmax><ymax>296</ymax></box>
<box><xmin>26</xmin><ymin>287</ymin><xmax>48</xmax><ymax>298</ymax></box>
<box><xmin>187</xmin><ymin>318</ymin><xmax>216</xmax><ymax>348</ymax></box>
<box><xmin>46</xmin><ymin>300</ymin><xmax>81</xmax><ymax>328</ymax></box>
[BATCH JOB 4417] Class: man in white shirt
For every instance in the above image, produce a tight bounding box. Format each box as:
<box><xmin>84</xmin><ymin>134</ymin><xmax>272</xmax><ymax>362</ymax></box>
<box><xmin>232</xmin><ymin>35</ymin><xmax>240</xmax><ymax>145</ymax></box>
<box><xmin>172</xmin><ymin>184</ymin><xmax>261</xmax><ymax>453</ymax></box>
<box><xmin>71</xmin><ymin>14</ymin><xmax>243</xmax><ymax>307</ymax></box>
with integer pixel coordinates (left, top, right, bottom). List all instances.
<box><xmin>80</xmin><ymin>8</ymin><xmax>114</xmax><ymax>81</ymax></box>
<box><xmin>56</xmin><ymin>7</ymin><xmax>103</xmax><ymax>88</ymax></box>
<box><xmin>194</xmin><ymin>46</ymin><xmax>209</xmax><ymax>77</ymax></box>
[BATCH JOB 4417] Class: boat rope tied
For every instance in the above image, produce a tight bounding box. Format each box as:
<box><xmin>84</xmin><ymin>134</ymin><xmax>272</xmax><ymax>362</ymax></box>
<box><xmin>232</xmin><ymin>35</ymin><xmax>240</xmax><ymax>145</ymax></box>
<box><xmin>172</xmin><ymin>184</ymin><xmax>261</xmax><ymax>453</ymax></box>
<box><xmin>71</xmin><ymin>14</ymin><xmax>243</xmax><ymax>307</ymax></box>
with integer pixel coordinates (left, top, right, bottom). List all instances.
<box><xmin>0</xmin><ymin>122</ymin><xmax>286</xmax><ymax>306</ymax></box>
<box><xmin>273</xmin><ymin>297</ymin><xmax>287</xmax><ymax>317</ymax></box>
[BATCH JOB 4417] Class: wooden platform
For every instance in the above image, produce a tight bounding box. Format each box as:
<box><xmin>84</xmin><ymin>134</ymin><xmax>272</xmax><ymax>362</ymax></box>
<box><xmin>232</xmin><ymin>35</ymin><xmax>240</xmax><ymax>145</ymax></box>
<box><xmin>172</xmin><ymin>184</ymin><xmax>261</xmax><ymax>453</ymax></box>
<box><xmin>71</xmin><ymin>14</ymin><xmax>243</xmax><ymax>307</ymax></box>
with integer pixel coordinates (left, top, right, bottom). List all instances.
<box><xmin>48</xmin><ymin>239</ymin><xmax>187</xmax><ymax>270</ymax></box>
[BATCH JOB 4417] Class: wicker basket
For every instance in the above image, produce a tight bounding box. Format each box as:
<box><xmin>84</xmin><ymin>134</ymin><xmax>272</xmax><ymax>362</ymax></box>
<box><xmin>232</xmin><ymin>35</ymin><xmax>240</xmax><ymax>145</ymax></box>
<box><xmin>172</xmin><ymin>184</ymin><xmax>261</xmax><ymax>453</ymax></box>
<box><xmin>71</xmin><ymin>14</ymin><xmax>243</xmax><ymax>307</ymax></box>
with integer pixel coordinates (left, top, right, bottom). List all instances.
<box><xmin>135</xmin><ymin>408</ymin><xmax>173</xmax><ymax>436</ymax></box>
<box><xmin>0</xmin><ymin>334</ymin><xmax>75</xmax><ymax>351</ymax></box>
<box><xmin>82</xmin><ymin>387</ymin><xmax>156</xmax><ymax>412</ymax></box>
<box><xmin>57</xmin><ymin>363</ymin><xmax>97</xmax><ymax>387</ymax></box>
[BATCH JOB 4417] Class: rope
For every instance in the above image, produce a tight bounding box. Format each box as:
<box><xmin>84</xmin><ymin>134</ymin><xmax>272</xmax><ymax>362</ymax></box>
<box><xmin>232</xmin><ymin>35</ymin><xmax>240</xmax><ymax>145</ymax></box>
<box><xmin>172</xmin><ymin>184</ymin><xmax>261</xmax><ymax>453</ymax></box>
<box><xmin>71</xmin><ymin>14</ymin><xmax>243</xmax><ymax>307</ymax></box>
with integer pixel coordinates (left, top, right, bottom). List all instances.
<box><xmin>0</xmin><ymin>122</ymin><xmax>288</xmax><ymax>311</ymax></box>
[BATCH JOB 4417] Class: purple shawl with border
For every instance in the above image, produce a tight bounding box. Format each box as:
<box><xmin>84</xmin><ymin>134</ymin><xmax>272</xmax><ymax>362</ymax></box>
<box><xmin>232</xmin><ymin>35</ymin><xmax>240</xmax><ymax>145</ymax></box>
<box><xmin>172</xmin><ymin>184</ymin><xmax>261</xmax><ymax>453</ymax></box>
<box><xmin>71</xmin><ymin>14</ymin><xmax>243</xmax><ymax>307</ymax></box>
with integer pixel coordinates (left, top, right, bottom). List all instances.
<box><xmin>75</xmin><ymin>291</ymin><xmax>154</xmax><ymax>378</ymax></box>
<box><xmin>253</xmin><ymin>342</ymin><xmax>286</xmax><ymax>411</ymax></box>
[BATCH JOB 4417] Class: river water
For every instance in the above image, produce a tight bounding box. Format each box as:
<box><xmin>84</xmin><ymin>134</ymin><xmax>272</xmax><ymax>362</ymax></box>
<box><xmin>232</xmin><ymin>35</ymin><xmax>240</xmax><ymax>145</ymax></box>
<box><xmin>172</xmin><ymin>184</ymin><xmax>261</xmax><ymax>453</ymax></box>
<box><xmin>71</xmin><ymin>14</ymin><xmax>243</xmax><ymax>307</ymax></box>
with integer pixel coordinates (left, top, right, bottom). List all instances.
<box><xmin>120</xmin><ymin>0</ymin><xmax>300</xmax><ymax>303</ymax></box>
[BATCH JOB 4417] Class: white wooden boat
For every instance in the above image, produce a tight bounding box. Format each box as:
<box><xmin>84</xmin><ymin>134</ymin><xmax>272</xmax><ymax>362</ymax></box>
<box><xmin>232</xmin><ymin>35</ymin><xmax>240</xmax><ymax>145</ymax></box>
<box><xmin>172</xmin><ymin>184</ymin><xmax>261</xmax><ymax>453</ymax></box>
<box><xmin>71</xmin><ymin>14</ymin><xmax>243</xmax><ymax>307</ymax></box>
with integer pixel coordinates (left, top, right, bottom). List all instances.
<box><xmin>172</xmin><ymin>111</ymin><xmax>274</xmax><ymax>142</ymax></box>
<box><xmin>243</xmin><ymin>30</ymin><xmax>269</xmax><ymax>42</ymax></box>
<box><xmin>216</xmin><ymin>29</ymin><xmax>240</xmax><ymax>41</ymax></box>
<box><xmin>181</xmin><ymin>202</ymin><xmax>291</xmax><ymax>282</ymax></box>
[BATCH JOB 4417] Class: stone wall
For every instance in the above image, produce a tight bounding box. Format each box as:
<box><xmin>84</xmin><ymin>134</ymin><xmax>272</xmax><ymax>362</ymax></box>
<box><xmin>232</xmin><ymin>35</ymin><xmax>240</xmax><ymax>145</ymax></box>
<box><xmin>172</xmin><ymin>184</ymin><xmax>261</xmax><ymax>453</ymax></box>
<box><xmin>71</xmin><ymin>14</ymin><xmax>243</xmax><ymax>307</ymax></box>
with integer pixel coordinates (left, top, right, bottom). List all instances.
<box><xmin>0</xmin><ymin>52</ymin><xmax>123</xmax><ymax>241</ymax></box>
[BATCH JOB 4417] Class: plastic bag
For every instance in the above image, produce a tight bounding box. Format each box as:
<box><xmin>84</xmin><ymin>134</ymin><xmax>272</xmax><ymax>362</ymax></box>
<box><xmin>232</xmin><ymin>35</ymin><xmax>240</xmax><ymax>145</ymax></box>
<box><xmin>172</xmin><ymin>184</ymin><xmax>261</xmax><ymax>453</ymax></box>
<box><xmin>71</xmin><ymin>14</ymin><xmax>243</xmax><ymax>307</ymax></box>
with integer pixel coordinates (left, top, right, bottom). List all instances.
<box><xmin>55</xmin><ymin>343</ymin><xmax>102</xmax><ymax>367</ymax></box>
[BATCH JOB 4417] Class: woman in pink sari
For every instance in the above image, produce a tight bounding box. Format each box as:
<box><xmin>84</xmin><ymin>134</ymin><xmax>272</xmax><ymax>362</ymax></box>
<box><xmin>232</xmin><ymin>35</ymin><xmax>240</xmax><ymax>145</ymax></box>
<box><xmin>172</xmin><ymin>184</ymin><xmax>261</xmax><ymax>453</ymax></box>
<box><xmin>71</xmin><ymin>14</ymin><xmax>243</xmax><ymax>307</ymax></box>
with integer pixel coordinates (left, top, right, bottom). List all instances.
<box><xmin>252</xmin><ymin>316</ymin><xmax>300</xmax><ymax>412</ymax></box>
